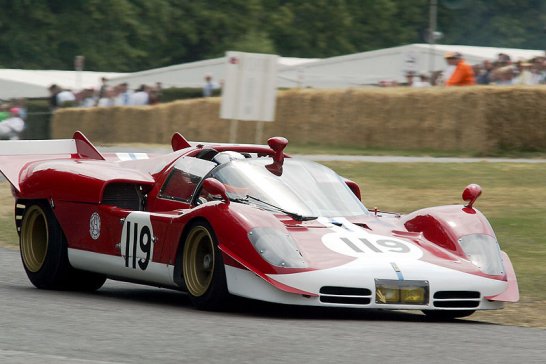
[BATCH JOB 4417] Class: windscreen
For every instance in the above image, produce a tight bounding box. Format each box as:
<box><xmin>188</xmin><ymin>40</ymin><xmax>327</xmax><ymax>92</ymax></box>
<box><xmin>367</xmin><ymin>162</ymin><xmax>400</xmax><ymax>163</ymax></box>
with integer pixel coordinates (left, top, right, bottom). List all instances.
<box><xmin>211</xmin><ymin>158</ymin><xmax>368</xmax><ymax>218</ymax></box>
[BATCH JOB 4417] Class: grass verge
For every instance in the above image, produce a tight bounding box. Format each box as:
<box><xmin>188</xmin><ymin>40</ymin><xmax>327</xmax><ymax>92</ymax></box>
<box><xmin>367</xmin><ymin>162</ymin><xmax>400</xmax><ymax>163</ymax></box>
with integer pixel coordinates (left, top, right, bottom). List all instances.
<box><xmin>99</xmin><ymin>142</ymin><xmax>546</xmax><ymax>159</ymax></box>
<box><xmin>285</xmin><ymin>143</ymin><xmax>546</xmax><ymax>159</ymax></box>
<box><xmin>0</xmin><ymin>183</ymin><xmax>17</xmax><ymax>249</ymax></box>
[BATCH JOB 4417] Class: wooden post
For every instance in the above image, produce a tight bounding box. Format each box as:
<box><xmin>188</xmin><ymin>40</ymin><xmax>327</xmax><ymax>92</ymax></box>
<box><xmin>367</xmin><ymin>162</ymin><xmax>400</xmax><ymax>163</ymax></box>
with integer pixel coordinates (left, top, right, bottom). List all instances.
<box><xmin>229</xmin><ymin>119</ymin><xmax>239</xmax><ymax>143</ymax></box>
<box><xmin>255</xmin><ymin>121</ymin><xmax>264</xmax><ymax>144</ymax></box>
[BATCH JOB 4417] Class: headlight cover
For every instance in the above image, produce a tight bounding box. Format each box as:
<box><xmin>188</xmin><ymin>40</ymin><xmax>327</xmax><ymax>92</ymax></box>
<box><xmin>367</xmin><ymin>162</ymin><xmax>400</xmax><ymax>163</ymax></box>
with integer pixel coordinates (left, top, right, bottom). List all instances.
<box><xmin>248</xmin><ymin>227</ymin><xmax>306</xmax><ymax>268</ymax></box>
<box><xmin>459</xmin><ymin>234</ymin><xmax>504</xmax><ymax>275</ymax></box>
<box><xmin>375</xmin><ymin>279</ymin><xmax>429</xmax><ymax>305</ymax></box>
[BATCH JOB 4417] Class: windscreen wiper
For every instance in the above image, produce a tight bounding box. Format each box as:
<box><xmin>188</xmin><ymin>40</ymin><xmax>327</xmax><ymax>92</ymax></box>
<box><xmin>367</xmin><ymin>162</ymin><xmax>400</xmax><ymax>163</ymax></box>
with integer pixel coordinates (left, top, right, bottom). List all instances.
<box><xmin>243</xmin><ymin>195</ymin><xmax>317</xmax><ymax>221</ymax></box>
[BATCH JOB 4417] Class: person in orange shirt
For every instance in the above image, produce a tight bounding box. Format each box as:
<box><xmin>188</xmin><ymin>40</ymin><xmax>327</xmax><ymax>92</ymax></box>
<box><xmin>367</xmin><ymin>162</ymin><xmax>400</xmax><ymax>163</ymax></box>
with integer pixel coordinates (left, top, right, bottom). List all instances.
<box><xmin>444</xmin><ymin>52</ymin><xmax>476</xmax><ymax>86</ymax></box>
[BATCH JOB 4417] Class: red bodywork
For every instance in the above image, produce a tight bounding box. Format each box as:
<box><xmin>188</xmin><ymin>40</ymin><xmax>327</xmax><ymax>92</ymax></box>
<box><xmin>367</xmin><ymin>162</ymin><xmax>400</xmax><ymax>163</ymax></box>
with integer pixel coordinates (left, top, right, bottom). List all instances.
<box><xmin>0</xmin><ymin>131</ymin><xmax>518</xmax><ymax>302</ymax></box>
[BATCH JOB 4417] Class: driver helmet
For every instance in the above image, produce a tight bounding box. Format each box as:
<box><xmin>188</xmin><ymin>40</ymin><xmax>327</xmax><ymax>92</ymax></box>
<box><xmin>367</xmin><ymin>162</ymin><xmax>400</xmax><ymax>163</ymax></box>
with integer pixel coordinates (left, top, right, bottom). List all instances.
<box><xmin>212</xmin><ymin>151</ymin><xmax>246</xmax><ymax>165</ymax></box>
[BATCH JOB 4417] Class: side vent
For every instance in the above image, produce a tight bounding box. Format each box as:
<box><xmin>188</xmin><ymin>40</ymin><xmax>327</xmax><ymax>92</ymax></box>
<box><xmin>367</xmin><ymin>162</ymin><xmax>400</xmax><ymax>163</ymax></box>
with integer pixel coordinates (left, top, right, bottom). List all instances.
<box><xmin>102</xmin><ymin>183</ymin><xmax>144</xmax><ymax>210</ymax></box>
<box><xmin>319</xmin><ymin>286</ymin><xmax>372</xmax><ymax>305</ymax></box>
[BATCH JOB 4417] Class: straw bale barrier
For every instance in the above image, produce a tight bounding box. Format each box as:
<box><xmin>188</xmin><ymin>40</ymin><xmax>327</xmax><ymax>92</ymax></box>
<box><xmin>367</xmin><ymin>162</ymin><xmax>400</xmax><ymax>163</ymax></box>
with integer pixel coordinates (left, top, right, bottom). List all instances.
<box><xmin>52</xmin><ymin>86</ymin><xmax>546</xmax><ymax>153</ymax></box>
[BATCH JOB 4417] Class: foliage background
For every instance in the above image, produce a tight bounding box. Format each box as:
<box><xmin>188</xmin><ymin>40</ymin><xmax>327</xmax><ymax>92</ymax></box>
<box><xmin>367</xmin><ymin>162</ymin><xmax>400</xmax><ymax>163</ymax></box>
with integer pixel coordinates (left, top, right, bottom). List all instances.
<box><xmin>0</xmin><ymin>0</ymin><xmax>544</xmax><ymax>72</ymax></box>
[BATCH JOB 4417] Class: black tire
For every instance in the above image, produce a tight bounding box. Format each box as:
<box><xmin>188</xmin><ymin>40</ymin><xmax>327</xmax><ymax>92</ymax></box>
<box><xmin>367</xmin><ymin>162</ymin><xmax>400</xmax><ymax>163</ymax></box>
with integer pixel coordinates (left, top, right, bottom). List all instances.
<box><xmin>422</xmin><ymin>310</ymin><xmax>476</xmax><ymax>320</ymax></box>
<box><xmin>19</xmin><ymin>201</ymin><xmax>106</xmax><ymax>291</ymax></box>
<box><xmin>181</xmin><ymin>221</ymin><xmax>229</xmax><ymax>310</ymax></box>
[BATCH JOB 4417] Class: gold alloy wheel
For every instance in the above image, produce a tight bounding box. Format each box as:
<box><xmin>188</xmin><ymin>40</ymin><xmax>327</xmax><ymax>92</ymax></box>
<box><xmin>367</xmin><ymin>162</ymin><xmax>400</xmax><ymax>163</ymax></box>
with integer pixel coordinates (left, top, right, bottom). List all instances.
<box><xmin>183</xmin><ymin>226</ymin><xmax>215</xmax><ymax>297</ymax></box>
<box><xmin>20</xmin><ymin>205</ymin><xmax>49</xmax><ymax>273</ymax></box>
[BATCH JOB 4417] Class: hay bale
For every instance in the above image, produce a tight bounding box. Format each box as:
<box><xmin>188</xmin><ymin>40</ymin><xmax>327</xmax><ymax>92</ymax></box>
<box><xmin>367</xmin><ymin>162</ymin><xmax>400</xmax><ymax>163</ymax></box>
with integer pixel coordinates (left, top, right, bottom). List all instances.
<box><xmin>50</xmin><ymin>87</ymin><xmax>546</xmax><ymax>153</ymax></box>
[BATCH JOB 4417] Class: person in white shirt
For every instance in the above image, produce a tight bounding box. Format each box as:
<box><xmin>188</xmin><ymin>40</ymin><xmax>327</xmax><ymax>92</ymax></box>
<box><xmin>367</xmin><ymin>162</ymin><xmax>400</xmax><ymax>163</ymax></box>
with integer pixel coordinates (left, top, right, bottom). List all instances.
<box><xmin>0</xmin><ymin>107</ymin><xmax>25</xmax><ymax>140</ymax></box>
<box><xmin>78</xmin><ymin>88</ymin><xmax>97</xmax><ymax>107</ymax></box>
<box><xmin>114</xmin><ymin>83</ymin><xmax>132</xmax><ymax>106</ymax></box>
<box><xmin>513</xmin><ymin>62</ymin><xmax>538</xmax><ymax>85</ymax></box>
<box><xmin>56</xmin><ymin>89</ymin><xmax>76</xmax><ymax>106</ymax></box>
<box><xmin>97</xmin><ymin>87</ymin><xmax>116</xmax><ymax>107</ymax></box>
<box><xmin>130</xmin><ymin>85</ymin><xmax>150</xmax><ymax>105</ymax></box>
<box><xmin>412</xmin><ymin>73</ymin><xmax>432</xmax><ymax>88</ymax></box>
<box><xmin>203</xmin><ymin>74</ymin><xmax>216</xmax><ymax>97</ymax></box>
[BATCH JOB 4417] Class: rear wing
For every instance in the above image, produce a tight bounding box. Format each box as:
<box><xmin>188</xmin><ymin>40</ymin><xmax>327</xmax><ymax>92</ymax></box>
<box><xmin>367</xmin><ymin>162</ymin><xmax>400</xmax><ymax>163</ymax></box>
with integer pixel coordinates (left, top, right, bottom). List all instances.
<box><xmin>172</xmin><ymin>133</ymin><xmax>287</xmax><ymax>159</ymax></box>
<box><xmin>0</xmin><ymin>131</ymin><xmax>104</xmax><ymax>192</ymax></box>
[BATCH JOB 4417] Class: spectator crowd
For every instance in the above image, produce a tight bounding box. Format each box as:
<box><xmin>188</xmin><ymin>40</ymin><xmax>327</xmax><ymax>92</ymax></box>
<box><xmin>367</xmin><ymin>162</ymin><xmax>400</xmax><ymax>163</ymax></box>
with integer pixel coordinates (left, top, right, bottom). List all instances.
<box><xmin>0</xmin><ymin>99</ymin><xmax>27</xmax><ymax>140</ymax></box>
<box><xmin>48</xmin><ymin>78</ymin><xmax>164</xmax><ymax>110</ymax></box>
<box><xmin>399</xmin><ymin>51</ymin><xmax>546</xmax><ymax>87</ymax></box>
<box><xmin>2</xmin><ymin>73</ymin><xmax>220</xmax><ymax>139</ymax></box>
<box><xmin>42</xmin><ymin>50</ymin><xmax>546</xmax><ymax>114</ymax></box>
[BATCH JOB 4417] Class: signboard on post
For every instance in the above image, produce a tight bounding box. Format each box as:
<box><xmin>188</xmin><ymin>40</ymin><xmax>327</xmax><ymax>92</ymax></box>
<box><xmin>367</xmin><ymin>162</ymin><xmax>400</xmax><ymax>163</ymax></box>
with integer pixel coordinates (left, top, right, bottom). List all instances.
<box><xmin>74</xmin><ymin>55</ymin><xmax>85</xmax><ymax>90</ymax></box>
<box><xmin>221</xmin><ymin>51</ymin><xmax>278</xmax><ymax>143</ymax></box>
<box><xmin>403</xmin><ymin>50</ymin><xmax>418</xmax><ymax>76</ymax></box>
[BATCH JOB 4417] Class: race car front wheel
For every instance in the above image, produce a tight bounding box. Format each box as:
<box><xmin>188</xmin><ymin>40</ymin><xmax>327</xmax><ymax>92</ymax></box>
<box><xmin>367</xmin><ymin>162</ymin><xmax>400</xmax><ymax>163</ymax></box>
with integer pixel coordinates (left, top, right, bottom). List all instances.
<box><xmin>20</xmin><ymin>201</ymin><xmax>106</xmax><ymax>291</ymax></box>
<box><xmin>182</xmin><ymin>221</ymin><xmax>228</xmax><ymax>310</ymax></box>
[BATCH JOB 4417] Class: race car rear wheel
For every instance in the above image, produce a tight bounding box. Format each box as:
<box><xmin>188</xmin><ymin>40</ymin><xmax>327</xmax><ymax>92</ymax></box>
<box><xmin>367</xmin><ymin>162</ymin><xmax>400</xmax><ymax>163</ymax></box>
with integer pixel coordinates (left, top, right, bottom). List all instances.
<box><xmin>182</xmin><ymin>222</ymin><xmax>228</xmax><ymax>310</ymax></box>
<box><xmin>422</xmin><ymin>310</ymin><xmax>476</xmax><ymax>320</ymax></box>
<box><xmin>20</xmin><ymin>205</ymin><xmax>49</xmax><ymax>274</ymax></box>
<box><xmin>20</xmin><ymin>201</ymin><xmax>106</xmax><ymax>291</ymax></box>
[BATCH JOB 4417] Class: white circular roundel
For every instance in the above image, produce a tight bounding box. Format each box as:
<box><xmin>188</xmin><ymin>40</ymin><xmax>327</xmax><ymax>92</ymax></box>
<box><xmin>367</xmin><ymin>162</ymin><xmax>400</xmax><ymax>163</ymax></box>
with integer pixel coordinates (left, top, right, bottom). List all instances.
<box><xmin>89</xmin><ymin>212</ymin><xmax>101</xmax><ymax>240</ymax></box>
<box><xmin>322</xmin><ymin>231</ymin><xmax>423</xmax><ymax>261</ymax></box>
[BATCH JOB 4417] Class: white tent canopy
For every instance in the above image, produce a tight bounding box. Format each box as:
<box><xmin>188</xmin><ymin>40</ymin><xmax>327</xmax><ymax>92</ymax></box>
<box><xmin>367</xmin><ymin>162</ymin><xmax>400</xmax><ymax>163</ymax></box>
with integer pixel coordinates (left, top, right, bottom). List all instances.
<box><xmin>110</xmin><ymin>44</ymin><xmax>543</xmax><ymax>90</ymax></box>
<box><xmin>108</xmin><ymin>56</ymin><xmax>319</xmax><ymax>90</ymax></box>
<box><xmin>0</xmin><ymin>70</ymin><xmax>126</xmax><ymax>99</ymax></box>
<box><xmin>1</xmin><ymin>44</ymin><xmax>543</xmax><ymax>99</ymax></box>
<box><xmin>280</xmin><ymin>44</ymin><xmax>544</xmax><ymax>88</ymax></box>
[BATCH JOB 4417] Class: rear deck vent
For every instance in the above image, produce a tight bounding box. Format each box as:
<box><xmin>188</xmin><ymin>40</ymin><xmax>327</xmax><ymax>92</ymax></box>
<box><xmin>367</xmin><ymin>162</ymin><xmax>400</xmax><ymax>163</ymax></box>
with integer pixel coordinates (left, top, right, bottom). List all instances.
<box><xmin>319</xmin><ymin>286</ymin><xmax>372</xmax><ymax>305</ymax></box>
<box><xmin>102</xmin><ymin>183</ymin><xmax>143</xmax><ymax>210</ymax></box>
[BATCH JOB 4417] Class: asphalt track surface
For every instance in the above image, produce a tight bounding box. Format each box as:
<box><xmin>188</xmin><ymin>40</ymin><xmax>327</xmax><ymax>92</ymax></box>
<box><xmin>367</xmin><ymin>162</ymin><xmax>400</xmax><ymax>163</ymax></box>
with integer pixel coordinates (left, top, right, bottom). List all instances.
<box><xmin>1</xmin><ymin>248</ymin><xmax>546</xmax><ymax>364</ymax></box>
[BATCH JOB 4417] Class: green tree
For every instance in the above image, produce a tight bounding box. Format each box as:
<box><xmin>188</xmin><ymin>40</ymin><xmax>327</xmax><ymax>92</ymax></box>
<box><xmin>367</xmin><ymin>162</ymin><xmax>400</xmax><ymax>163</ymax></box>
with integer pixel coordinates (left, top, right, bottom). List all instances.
<box><xmin>345</xmin><ymin>0</ymin><xmax>429</xmax><ymax>51</ymax></box>
<box><xmin>228</xmin><ymin>30</ymin><xmax>276</xmax><ymax>54</ymax></box>
<box><xmin>265</xmin><ymin>0</ymin><xmax>356</xmax><ymax>57</ymax></box>
<box><xmin>0</xmin><ymin>0</ymin><xmax>544</xmax><ymax>71</ymax></box>
<box><xmin>179</xmin><ymin>0</ymin><xmax>269</xmax><ymax>60</ymax></box>
<box><xmin>438</xmin><ymin>0</ymin><xmax>546</xmax><ymax>50</ymax></box>
<box><xmin>0</xmin><ymin>1</ymin><xmax>60</xmax><ymax>69</ymax></box>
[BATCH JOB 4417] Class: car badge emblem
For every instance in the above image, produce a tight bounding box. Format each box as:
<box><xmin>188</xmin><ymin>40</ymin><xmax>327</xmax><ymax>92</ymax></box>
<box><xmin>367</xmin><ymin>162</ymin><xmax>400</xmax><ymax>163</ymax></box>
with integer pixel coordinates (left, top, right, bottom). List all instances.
<box><xmin>89</xmin><ymin>212</ymin><xmax>101</xmax><ymax>240</ymax></box>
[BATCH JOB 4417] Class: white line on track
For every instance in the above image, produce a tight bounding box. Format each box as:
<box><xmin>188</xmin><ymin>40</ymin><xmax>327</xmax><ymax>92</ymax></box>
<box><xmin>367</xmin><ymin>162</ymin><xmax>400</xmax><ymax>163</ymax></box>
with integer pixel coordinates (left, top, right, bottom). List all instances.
<box><xmin>0</xmin><ymin>349</ymin><xmax>127</xmax><ymax>364</ymax></box>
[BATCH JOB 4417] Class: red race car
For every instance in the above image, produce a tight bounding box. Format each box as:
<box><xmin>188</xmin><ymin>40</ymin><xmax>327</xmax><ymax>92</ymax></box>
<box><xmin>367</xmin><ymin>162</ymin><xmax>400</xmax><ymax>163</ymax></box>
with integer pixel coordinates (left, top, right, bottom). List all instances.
<box><xmin>0</xmin><ymin>132</ymin><xmax>518</xmax><ymax>318</ymax></box>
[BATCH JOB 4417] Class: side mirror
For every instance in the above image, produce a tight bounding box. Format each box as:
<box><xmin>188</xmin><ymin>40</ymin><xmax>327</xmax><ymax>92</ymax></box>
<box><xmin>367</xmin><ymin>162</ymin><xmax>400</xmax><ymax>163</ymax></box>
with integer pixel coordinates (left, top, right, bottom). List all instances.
<box><xmin>265</xmin><ymin>137</ymin><xmax>288</xmax><ymax>176</ymax></box>
<box><xmin>462</xmin><ymin>183</ymin><xmax>482</xmax><ymax>209</ymax></box>
<box><xmin>202</xmin><ymin>178</ymin><xmax>230</xmax><ymax>205</ymax></box>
